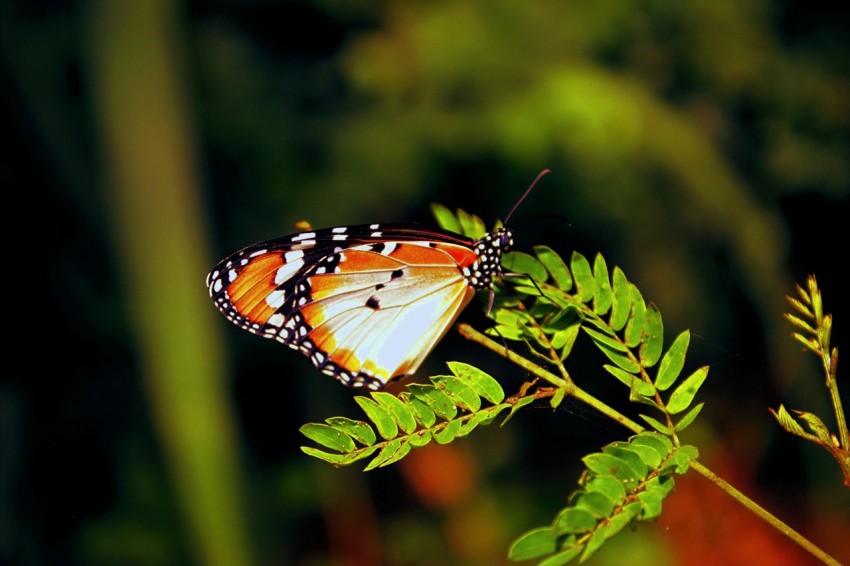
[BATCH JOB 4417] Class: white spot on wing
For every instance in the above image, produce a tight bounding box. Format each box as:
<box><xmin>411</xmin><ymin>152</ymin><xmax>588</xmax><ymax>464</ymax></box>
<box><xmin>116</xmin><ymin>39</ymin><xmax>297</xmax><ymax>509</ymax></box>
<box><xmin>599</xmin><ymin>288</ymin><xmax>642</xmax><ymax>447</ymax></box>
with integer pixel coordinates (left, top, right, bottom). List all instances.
<box><xmin>284</xmin><ymin>250</ymin><xmax>305</xmax><ymax>262</ymax></box>
<box><xmin>275</xmin><ymin>259</ymin><xmax>304</xmax><ymax>284</ymax></box>
<box><xmin>292</xmin><ymin>232</ymin><xmax>316</xmax><ymax>241</ymax></box>
<box><xmin>266</xmin><ymin>290</ymin><xmax>284</xmax><ymax>308</ymax></box>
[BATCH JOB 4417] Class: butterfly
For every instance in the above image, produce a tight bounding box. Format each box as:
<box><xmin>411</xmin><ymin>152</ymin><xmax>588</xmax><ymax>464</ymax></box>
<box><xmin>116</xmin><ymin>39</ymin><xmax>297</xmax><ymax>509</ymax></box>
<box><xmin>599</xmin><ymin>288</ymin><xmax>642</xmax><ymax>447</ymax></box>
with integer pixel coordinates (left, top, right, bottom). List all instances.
<box><xmin>206</xmin><ymin>171</ymin><xmax>549</xmax><ymax>390</ymax></box>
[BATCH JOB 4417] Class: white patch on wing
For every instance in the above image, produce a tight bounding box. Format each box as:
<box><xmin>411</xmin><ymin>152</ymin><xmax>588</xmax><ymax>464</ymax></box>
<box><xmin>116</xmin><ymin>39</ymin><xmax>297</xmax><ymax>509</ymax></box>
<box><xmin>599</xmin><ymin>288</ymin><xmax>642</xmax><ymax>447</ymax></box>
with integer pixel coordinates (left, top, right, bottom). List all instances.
<box><xmin>275</xmin><ymin>259</ymin><xmax>305</xmax><ymax>284</ymax></box>
<box><xmin>265</xmin><ymin>290</ymin><xmax>285</xmax><ymax>308</ymax></box>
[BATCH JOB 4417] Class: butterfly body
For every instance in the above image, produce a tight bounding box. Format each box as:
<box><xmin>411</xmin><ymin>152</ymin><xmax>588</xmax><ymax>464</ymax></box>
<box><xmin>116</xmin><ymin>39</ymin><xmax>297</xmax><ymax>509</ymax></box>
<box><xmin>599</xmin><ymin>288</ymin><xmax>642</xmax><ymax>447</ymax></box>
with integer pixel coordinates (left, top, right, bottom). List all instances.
<box><xmin>207</xmin><ymin>223</ymin><xmax>513</xmax><ymax>390</ymax></box>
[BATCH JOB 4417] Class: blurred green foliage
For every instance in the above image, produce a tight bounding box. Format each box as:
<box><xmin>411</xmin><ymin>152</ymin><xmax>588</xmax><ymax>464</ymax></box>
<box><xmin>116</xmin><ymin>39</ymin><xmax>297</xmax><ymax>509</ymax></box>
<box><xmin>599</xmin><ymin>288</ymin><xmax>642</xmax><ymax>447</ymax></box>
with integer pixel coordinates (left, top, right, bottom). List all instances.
<box><xmin>1</xmin><ymin>0</ymin><xmax>848</xmax><ymax>565</ymax></box>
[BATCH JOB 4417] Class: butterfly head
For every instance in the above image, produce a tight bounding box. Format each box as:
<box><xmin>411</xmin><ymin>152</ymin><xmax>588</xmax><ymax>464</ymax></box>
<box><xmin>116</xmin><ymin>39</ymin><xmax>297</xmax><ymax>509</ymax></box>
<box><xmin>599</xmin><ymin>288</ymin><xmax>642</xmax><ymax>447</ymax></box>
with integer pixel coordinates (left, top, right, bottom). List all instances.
<box><xmin>464</xmin><ymin>226</ymin><xmax>513</xmax><ymax>290</ymax></box>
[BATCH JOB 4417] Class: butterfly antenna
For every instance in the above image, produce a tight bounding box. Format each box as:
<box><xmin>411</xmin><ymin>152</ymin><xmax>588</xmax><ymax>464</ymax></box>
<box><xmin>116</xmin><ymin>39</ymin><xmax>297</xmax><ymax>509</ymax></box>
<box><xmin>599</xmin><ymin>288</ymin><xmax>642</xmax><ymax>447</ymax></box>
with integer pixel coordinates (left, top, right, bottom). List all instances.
<box><xmin>504</xmin><ymin>168</ymin><xmax>551</xmax><ymax>225</ymax></box>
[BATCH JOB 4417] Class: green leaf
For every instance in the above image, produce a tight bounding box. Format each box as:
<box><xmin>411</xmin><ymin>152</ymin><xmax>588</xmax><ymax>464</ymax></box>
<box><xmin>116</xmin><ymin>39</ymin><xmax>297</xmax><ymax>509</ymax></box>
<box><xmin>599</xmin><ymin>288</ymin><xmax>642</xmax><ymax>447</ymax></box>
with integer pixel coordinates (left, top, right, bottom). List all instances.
<box><xmin>354</xmin><ymin>396</ymin><xmax>399</xmax><ymax>439</ymax></box>
<box><xmin>639</xmin><ymin>304</ymin><xmax>664</xmax><ymax>368</ymax></box>
<box><xmin>583</xmin><ymin>326</ymin><xmax>628</xmax><ymax>352</ymax></box>
<box><xmin>402</xmin><ymin>394</ymin><xmax>436</xmax><ymax>428</ymax></box>
<box><xmin>637</xmin><ymin>489</ymin><xmax>664</xmax><ymax>520</ymax></box>
<box><xmin>554</xmin><ymin>323</ymin><xmax>582</xmax><ymax>359</ymax></box>
<box><xmin>553</xmin><ymin>508</ymin><xmax>597</xmax><ymax>535</ymax></box>
<box><xmin>655</xmin><ymin>330</ymin><xmax>690</xmax><ymax>391</ymax></box>
<box><xmin>599</xmin><ymin>509</ymin><xmax>630</xmax><ymax>542</ymax></box>
<box><xmin>604</xmin><ymin>365</ymin><xmax>656</xmax><ymax>398</ymax></box>
<box><xmin>538</xmin><ymin>546</ymin><xmax>583</xmax><ymax>566</ymax></box>
<box><xmin>796</xmin><ymin>411</ymin><xmax>832</xmax><ymax>443</ymax></box>
<box><xmin>674</xmin><ymin>402</ymin><xmax>704</xmax><ymax>431</ymax></box>
<box><xmin>593</xmin><ymin>254</ymin><xmax>613</xmax><ymax>315</ymax></box>
<box><xmin>505</xmin><ymin>395</ymin><xmax>536</xmax><ymax>423</ymax></box>
<box><xmin>580</xmin><ymin>527</ymin><xmax>608</xmax><ymax>562</ymax></box>
<box><xmin>666</xmin><ymin>366</ymin><xmax>709</xmax><ymax>414</ymax></box>
<box><xmin>624</xmin><ymin>285</ymin><xmax>646</xmax><ymax>348</ymax></box>
<box><xmin>487</xmin><ymin>324</ymin><xmax>524</xmax><ymax>341</ymax></box>
<box><xmin>371</xmin><ymin>392</ymin><xmax>418</xmax><ymax>434</ymax></box>
<box><xmin>447</xmin><ymin>361</ymin><xmax>505</xmax><ymax>404</ymax></box>
<box><xmin>602</xmin><ymin>446</ymin><xmax>648</xmax><ymax>478</ymax></box>
<box><xmin>639</xmin><ymin>413</ymin><xmax>672</xmax><ymax>435</ymax></box>
<box><xmin>430</xmin><ymin>203</ymin><xmax>462</xmax><ymax>233</ymax></box>
<box><xmin>456</xmin><ymin>209</ymin><xmax>487</xmax><ymax>239</ymax></box>
<box><xmin>663</xmin><ymin>445</ymin><xmax>699</xmax><ymax>474</ymax></box>
<box><xmin>299</xmin><ymin>423</ymin><xmax>356</xmax><ymax>452</ymax></box>
<box><xmin>611</xmin><ymin>440</ymin><xmax>662</xmax><ymax>469</ymax></box>
<box><xmin>432</xmin><ymin>375</ymin><xmax>481</xmax><ymax>412</ymax></box>
<box><xmin>508</xmin><ymin>527</ymin><xmax>557</xmax><ymax>561</ymax></box>
<box><xmin>609</xmin><ymin>267</ymin><xmax>631</xmax><ymax>332</ymax></box>
<box><xmin>324</xmin><ymin>417</ymin><xmax>376</xmax><ymax>446</ymax></box>
<box><xmin>434</xmin><ymin>419</ymin><xmax>463</xmax><ymax>444</ymax></box>
<box><xmin>364</xmin><ymin>438</ymin><xmax>410</xmax><ymax>470</ymax></box>
<box><xmin>583</xmin><ymin>475</ymin><xmax>627</xmax><ymax>506</ymax></box>
<box><xmin>574</xmin><ymin>491</ymin><xmax>615</xmax><ymax>518</ymax></box>
<box><xmin>300</xmin><ymin>446</ymin><xmax>352</xmax><ymax>465</ymax></box>
<box><xmin>408</xmin><ymin>430</ymin><xmax>432</xmax><ymax>447</ymax></box>
<box><xmin>770</xmin><ymin>404</ymin><xmax>807</xmax><ymax>437</ymax></box>
<box><xmin>459</xmin><ymin>405</ymin><xmax>508</xmax><ymax>435</ymax></box>
<box><xmin>502</xmin><ymin>251</ymin><xmax>548</xmax><ymax>282</ymax></box>
<box><xmin>596</xmin><ymin>343</ymin><xmax>642</xmax><ymax>374</ymax></box>
<box><xmin>582</xmin><ymin>453</ymin><xmax>640</xmax><ymax>482</ymax></box>
<box><xmin>629</xmin><ymin>432</ymin><xmax>673</xmax><ymax>456</ymax></box>
<box><xmin>570</xmin><ymin>252</ymin><xmax>596</xmax><ymax>303</ymax></box>
<box><xmin>550</xmin><ymin>387</ymin><xmax>566</xmax><ymax>409</ymax></box>
<box><xmin>534</xmin><ymin>245</ymin><xmax>573</xmax><ymax>290</ymax></box>
<box><xmin>407</xmin><ymin>384</ymin><xmax>457</xmax><ymax>420</ymax></box>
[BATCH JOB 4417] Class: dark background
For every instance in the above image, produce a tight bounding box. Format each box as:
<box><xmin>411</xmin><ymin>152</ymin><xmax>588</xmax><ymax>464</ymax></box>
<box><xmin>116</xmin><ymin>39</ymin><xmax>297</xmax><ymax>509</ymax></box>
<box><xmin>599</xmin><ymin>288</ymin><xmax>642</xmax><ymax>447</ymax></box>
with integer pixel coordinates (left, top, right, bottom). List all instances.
<box><xmin>1</xmin><ymin>1</ymin><xmax>849</xmax><ymax>565</ymax></box>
